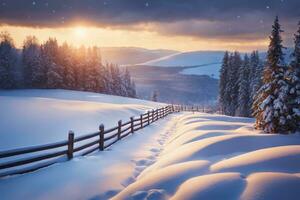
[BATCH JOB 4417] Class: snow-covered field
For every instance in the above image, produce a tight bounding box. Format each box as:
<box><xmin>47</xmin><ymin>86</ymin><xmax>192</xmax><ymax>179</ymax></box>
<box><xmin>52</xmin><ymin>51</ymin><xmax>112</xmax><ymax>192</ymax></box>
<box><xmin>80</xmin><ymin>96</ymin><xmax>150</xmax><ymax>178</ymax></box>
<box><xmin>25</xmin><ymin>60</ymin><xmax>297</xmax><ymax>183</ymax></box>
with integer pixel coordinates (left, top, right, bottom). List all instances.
<box><xmin>1</xmin><ymin>90</ymin><xmax>299</xmax><ymax>200</ymax></box>
<box><xmin>0</xmin><ymin>89</ymin><xmax>165</xmax><ymax>150</ymax></box>
<box><xmin>113</xmin><ymin>113</ymin><xmax>300</xmax><ymax>200</ymax></box>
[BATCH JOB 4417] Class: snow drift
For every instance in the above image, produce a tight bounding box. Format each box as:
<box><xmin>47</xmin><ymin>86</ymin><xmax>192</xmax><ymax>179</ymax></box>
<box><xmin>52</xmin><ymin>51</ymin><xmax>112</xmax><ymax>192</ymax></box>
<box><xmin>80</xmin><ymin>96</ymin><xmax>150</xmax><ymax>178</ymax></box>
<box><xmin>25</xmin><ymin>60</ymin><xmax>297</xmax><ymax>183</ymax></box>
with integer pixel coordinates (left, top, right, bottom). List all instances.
<box><xmin>113</xmin><ymin>113</ymin><xmax>300</xmax><ymax>200</ymax></box>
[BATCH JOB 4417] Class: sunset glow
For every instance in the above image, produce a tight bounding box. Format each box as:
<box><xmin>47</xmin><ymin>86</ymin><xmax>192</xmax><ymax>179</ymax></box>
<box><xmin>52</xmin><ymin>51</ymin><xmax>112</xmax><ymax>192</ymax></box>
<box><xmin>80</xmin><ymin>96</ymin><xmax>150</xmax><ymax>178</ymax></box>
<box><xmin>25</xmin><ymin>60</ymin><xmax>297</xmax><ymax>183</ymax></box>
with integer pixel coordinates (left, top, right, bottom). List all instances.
<box><xmin>1</xmin><ymin>25</ymin><xmax>269</xmax><ymax>51</ymax></box>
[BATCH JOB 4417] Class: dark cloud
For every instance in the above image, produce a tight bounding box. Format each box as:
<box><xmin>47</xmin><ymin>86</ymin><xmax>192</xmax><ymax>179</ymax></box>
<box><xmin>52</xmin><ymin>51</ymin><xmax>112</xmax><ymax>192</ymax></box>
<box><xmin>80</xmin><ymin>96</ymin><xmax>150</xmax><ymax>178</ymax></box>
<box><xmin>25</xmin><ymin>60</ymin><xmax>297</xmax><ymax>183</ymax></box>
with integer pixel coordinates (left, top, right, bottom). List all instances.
<box><xmin>0</xmin><ymin>0</ymin><xmax>299</xmax><ymax>39</ymax></box>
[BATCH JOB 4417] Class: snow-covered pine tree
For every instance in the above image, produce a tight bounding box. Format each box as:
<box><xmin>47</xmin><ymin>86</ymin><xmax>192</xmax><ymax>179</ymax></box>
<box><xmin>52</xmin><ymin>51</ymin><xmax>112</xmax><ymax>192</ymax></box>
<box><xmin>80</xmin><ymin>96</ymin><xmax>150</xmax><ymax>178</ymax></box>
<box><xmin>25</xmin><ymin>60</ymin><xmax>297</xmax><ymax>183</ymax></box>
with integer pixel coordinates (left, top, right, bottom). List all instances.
<box><xmin>122</xmin><ymin>67</ymin><xmax>132</xmax><ymax>97</ymax></box>
<box><xmin>219</xmin><ymin>51</ymin><xmax>230</xmax><ymax>114</ymax></box>
<box><xmin>237</xmin><ymin>54</ymin><xmax>251</xmax><ymax>117</ymax></box>
<box><xmin>75</xmin><ymin>46</ymin><xmax>88</xmax><ymax>90</ymax></box>
<box><xmin>85</xmin><ymin>47</ymin><xmax>98</xmax><ymax>92</ymax></box>
<box><xmin>40</xmin><ymin>38</ymin><xmax>63</xmax><ymax>88</ymax></box>
<box><xmin>0</xmin><ymin>31</ymin><xmax>17</xmax><ymax>89</ymax></box>
<box><xmin>58</xmin><ymin>43</ymin><xmax>76</xmax><ymax>89</ymax></box>
<box><xmin>22</xmin><ymin>36</ymin><xmax>42</xmax><ymax>88</ymax></box>
<box><xmin>92</xmin><ymin>47</ymin><xmax>106</xmax><ymax>93</ymax></box>
<box><xmin>253</xmin><ymin>16</ymin><xmax>292</xmax><ymax>133</ymax></box>
<box><xmin>249</xmin><ymin>51</ymin><xmax>262</xmax><ymax>105</ymax></box>
<box><xmin>286</xmin><ymin>21</ymin><xmax>300</xmax><ymax>131</ymax></box>
<box><xmin>226</xmin><ymin>51</ymin><xmax>242</xmax><ymax>116</ymax></box>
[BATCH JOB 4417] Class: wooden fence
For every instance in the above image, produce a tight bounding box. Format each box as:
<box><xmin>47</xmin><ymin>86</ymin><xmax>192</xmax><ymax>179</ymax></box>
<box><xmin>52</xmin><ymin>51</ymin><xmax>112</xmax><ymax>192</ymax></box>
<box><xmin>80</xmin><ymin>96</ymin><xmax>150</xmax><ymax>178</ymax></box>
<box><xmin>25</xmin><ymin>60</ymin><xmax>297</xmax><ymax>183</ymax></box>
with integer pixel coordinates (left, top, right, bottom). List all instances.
<box><xmin>0</xmin><ymin>104</ymin><xmax>212</xmax><ymax>178</ymax></box>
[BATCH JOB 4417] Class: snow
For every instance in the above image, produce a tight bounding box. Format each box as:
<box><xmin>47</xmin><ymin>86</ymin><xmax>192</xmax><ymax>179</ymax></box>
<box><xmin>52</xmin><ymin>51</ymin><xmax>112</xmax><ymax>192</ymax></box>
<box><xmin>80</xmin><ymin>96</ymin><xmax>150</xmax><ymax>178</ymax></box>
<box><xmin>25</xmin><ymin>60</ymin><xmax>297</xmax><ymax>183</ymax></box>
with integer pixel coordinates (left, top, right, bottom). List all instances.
<box><xmin>180</xmin><ymin>63</ymin><xmax>221</xmax><ymax>78</ymax></box>
<box><xmin>0</xmin><ymin>89</ymin><xmax>165</xmax><ymax>150</ymax></box>
<box><xmin>113</xmin><ymin>112</ymin><xmax>300</xmax><ymax>200</ymax></box>
<box><xmin>142</xmin><ymin>51</ymin><xmax>224</xmax><ymax>67</ymax></box>
<box><xmin>0</xmin><ymin>101</ymin><xmax>178</xmax><ymax>200</ymax></box>
<box><xmin>1</xmin><ymin>91</ymin><xmax>300</xmax><ymax>200</ymax></box>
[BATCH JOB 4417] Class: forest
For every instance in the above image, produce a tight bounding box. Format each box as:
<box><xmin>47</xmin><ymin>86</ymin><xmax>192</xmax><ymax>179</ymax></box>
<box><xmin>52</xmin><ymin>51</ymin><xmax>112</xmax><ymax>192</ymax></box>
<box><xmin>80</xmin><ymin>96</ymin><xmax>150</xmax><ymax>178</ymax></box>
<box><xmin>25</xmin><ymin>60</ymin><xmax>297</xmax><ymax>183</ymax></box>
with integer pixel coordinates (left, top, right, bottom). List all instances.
<box><xmin>0</xmin><ymin>33</ymin><xmax>136</xmax><ymax>98</ymax></box>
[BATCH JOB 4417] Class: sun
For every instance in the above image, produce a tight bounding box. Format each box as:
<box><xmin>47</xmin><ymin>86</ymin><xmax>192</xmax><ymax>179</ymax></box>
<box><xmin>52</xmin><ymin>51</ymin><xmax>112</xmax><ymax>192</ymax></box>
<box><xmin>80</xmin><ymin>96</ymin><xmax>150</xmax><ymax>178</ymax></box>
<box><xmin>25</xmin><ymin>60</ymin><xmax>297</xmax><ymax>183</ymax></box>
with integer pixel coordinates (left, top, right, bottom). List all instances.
<box><xmin>73</xmin><ymin>27</ymin><xmax>87</xmax><ymax>38</ymax></box>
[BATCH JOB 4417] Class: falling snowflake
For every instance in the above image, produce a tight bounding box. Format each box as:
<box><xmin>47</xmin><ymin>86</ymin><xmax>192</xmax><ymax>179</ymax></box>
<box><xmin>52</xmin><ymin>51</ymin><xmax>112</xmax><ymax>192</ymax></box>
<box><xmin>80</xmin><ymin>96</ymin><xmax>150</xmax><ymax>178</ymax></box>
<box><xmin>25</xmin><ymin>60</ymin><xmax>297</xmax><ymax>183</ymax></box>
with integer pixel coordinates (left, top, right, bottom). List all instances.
<box><xmin>145</xmin><ymin>2</ymin><xmax>149</xmax><ymax>7</ymax></box>
<box><xmin>32</xmin><ymin>1</ymin><xmax>36</xmax><ymax>6</ymax></box>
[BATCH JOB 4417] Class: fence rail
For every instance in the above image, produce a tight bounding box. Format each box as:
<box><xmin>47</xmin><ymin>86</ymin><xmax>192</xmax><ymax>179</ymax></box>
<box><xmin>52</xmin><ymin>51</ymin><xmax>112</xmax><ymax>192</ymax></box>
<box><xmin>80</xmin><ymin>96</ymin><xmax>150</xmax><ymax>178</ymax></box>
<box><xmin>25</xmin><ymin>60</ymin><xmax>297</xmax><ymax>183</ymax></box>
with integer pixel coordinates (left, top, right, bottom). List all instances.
<box><xmin>0</xmin><ymin>104</ymin><xmax>210</xmax><ymax>178</ymax></box>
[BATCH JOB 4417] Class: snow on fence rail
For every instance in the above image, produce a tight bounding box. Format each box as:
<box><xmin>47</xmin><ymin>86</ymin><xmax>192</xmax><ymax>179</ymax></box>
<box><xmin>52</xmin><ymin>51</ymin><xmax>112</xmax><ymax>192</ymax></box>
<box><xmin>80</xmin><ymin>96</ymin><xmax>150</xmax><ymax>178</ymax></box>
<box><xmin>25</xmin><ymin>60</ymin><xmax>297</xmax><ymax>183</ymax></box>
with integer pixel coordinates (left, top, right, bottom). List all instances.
<box><xmin>0</xmin><ymin>104</ymin><xmax>209</xmax><ymax>178</ymax></box>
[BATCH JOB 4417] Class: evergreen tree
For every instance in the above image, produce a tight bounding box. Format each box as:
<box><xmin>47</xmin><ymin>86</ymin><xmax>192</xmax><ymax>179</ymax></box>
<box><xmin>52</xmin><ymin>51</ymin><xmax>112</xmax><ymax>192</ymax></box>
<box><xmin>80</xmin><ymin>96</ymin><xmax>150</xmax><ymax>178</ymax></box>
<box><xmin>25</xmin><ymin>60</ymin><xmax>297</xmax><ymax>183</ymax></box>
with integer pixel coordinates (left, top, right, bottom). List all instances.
<box><xmin>58</xmin><ymin>43</ymin><xmax>76</xmax><ymax>89</ymax></box>
<box><xmin>0</xmin><ymin>32</ymin><xmax>17</xmax><ymax>89</ymax></box>
<box><xmin>287</xmin><ymin>21</ymin><xmax>300</xmax><ymax>131</ymax></box>
<box><xmin>237</xmin><ymin>54</ymin><xmax>251</xmax><ymax>117</ymax></box>
<box><xmin>110</xmin><ymin>64</ymin><xmax>123</xmax><ymax>96</ymax></box>
<box><xmin>122</xmin><ymin>67</ymin><xmax>136</xmax><ymax>98</ymax></box>
<box><xmin>226</xmin><ymin>51</ymin><xmax>242</xmax><ymax>116</ymax></box>
<box><xmin>41</xmin><ymin>38</ymin><xmax>63</xmax><ymax>88</ymax></box>
<box><xmin>219</xmin><ymin>51</ymin><xmax>230</xmax><ymax>114</ymax></box>
<box><xmin>253</xmin><ymin>16</ymin><xmax>291</xmax><ymax>133</ymax></box>
<box><xmin>22</xmin><ymin>36</ymin><xmax>41</xmax><ymax>88</ymax></box>
<box><xmin>85</xmin><ymin>47</ymin><xmax>98</xmax><ymax>92</ymax></box>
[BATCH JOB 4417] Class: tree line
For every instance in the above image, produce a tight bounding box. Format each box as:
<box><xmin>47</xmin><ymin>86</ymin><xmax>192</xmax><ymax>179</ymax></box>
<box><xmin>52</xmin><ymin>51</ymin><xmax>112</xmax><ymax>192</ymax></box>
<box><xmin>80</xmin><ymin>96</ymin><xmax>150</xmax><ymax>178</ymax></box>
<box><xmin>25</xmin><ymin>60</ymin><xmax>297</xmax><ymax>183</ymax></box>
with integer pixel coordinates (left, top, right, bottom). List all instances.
<box><xmin>0</xmin><ymin>33</ymin><xmax>136</xmax><ymax>98</ymax></box>
<box><xmin>219</xmin><ymin>17</ymin><xmax>300</xmax><ymax>133</ymax></box>
<box><xmin>219</xmin><ymin>50</ymin><xmax>263</xmax><ymax>117</ymax></box>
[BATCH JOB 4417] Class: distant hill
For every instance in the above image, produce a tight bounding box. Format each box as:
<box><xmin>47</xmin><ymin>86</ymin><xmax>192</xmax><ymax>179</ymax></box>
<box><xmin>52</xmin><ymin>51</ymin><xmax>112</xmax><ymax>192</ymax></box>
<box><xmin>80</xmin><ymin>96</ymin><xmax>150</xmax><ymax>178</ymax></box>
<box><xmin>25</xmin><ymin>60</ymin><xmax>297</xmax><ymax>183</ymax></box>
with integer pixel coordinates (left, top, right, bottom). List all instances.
<box><xmin>142</xmin><ymin>51</ymin><xmax>225</xmax><ymax>67</ymax></box>
<box><xmin>100</xmin><ymin>47</ymin><xmax>178</xmax><ymax>65</ymax></box>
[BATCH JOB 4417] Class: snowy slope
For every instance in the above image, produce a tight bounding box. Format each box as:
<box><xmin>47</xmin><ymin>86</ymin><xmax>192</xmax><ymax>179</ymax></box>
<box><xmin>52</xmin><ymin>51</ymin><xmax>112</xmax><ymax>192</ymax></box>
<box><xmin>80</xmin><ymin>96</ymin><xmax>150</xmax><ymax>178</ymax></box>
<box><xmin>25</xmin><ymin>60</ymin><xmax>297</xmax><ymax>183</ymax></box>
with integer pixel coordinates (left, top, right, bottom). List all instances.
<box><xmin>180</xmin><ymin>63</ymin><xmax>221</xmax><ymax>78</ymax></box>
<box><xmin>141</xmin><ymin>51</ymin><xmax>224</xmax><ymax>67</ymax></box>
<box><xmin>113</xmin><ymin>113</ymin><xmax>300</xmax><ymax>200</ymax></box>
<box><xmin>0</xmin><ymin>89</ymin><xmax>165</xmax><ymax>150</ymax></box>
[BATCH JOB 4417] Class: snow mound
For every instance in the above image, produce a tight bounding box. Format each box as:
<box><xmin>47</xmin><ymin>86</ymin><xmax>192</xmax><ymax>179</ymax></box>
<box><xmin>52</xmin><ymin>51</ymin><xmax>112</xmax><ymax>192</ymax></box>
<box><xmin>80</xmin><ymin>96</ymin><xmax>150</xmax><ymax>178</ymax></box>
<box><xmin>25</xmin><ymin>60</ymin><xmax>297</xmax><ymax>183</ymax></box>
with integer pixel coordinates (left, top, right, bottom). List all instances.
<box><xmin>170</xmin><ymin>173</ymin><xmax>245</xmax><ymax>200</ymax></box>
<box><xmin>240</xmin><ymin>172</ymin><xmax>300</xmax><ymax>200</ymax></box>
<box><xmin>211</xmin><ymin>145</ymin><xmax>300</xmax><ymax>175</ymax></box>
<box><xmin>112</xmin><ymin>161</ymin><xmax>210</xmax><ymax>200</ymax></box>
<box><xmin>114</xmin><ymin>113</ymin><xmax>300</xmax><ymax>200</ymax></box>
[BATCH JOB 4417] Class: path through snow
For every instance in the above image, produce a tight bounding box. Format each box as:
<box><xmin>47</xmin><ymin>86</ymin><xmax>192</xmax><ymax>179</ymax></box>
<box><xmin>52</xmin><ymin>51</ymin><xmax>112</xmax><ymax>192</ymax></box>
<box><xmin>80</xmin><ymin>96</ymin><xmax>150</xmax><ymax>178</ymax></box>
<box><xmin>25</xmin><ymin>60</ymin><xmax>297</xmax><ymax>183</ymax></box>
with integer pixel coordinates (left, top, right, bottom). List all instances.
<box><xmin>0</xmin><ymin>113</ymin><xmax>182</xmax><ymax>200</ymax></box>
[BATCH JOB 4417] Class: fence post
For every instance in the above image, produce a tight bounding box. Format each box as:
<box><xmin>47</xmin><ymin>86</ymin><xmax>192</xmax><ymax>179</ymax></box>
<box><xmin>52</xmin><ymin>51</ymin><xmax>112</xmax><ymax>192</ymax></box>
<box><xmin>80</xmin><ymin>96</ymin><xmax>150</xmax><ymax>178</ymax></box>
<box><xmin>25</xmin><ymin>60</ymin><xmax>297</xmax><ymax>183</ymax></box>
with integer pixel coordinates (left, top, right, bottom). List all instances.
<box><xmin>147</xmin><ymin>111</ymin><xmax>150</xmax><ymax>125</ymax></box>
<box><xmin>118</xmin><ymin>120</ymin><xmax>122</xmax><ymax>140</ymax></box>
<box><xmin>140</xmin><ymin>114</ymin><xmax>143</xmax><ymax>128</ymax></box>
<box><xmin>130</xmin><ymin>117</ymin><xmax>134</xmax><ymax>133</ymax></box>
<box><xmin>156</xmin><ymin>109</ymin><xmax>158</xmax><ymax>120</ymax></box>
<box><xmin>67</xmin><ymin>131</ymin><xmax>74</xmax><ymax>160</ymax></box>
<box><xmin>151</xmin><ymin>110</ymin><xmax>154</xmax><ymax>123</ymax></box>
<box><xmin>99</xmin><ymin>124</ymin><xmax>104</xmax><ymax>151</ymax></box>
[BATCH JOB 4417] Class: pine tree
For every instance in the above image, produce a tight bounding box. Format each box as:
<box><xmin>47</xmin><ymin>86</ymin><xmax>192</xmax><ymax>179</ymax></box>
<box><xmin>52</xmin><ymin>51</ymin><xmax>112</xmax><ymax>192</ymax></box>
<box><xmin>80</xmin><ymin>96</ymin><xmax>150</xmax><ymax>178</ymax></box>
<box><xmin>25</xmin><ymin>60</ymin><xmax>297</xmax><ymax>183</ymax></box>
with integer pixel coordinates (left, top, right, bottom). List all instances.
<box><xmin>253</xmin><ymin>16</ymin><xmax>291</xmax><ymax>133</ymax></box>
<box><xmin>22</xmin><ymin>36</ymin><xmax>41</xmax><ymax>88</ymax></box>
<box><xmin>58</xmin><ymin>43</ymin><xmax>76</xmax><ymax>89</ymax></box>
<box><xmin>219</xmin><ymin>51</ymin><xmax>230</xmax><ymax>114</ymax></box>
<box><xmin>151</xmin><ymin>90</ymin><xmax>159</xmax><ymax>102</ymax></box>
<box><xmin>237</xmin><ymin>54</ymin><xmax>251</xmax><ymax>117</ymax></box>
<box><xmin>286</xmin><ymin>21</ymin><xmax>300</xmax><ymax>131</ymax></box>
<box><xmin>41</xmin><ymin>38</ymin><xmax>63</xmax><ymax>88</ymax></box>
<box><xmin>226</xmin><ymin>51</ymin><xmax>242</xmax><ymax>116</ymax></box>
<box><xmin>0</xmin><ymin>32</ymin><xmax>17</xmax><ymax>89</ymax></box>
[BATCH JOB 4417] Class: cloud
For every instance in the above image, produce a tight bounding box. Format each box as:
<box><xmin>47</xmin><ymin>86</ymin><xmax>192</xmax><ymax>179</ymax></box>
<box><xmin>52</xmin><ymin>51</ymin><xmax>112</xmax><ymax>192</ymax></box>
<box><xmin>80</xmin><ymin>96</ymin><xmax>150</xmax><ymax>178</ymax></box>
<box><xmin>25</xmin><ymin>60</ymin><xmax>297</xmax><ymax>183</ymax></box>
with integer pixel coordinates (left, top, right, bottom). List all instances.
<box><xmin>0</xmin><ymin>0</ymin><xmax>299</xmax><ymax>39</ymax></box>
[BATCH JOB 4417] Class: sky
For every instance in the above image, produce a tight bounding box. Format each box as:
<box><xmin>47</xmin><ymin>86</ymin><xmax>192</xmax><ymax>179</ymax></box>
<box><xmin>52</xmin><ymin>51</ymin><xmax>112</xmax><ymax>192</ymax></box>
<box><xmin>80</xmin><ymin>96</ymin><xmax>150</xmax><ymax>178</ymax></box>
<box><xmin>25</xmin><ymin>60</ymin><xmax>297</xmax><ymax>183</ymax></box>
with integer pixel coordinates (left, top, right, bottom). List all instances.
<box><xmin>0</xmin><ymin>0</ymin><xmax>299</xmax><ymax>51</ymax></box>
